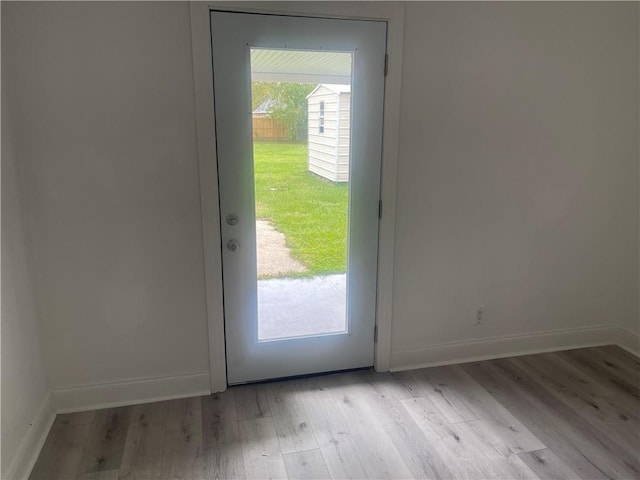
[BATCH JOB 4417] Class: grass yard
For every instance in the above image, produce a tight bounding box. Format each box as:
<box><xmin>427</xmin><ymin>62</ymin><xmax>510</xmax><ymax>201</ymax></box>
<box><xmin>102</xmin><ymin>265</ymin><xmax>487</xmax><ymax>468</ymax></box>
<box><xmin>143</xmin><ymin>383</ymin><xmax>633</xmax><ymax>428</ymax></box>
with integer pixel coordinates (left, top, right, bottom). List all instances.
<box><xmin>254</xmin><ymin>142</ymin><xmax>348</xmax><ymax>276</ymax></box>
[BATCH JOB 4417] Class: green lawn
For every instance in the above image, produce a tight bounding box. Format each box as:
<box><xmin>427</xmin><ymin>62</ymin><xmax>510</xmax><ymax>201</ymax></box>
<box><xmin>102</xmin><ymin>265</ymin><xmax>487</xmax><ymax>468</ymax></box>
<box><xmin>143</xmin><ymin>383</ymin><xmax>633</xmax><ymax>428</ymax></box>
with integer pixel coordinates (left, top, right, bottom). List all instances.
<box><xmin>254</xmin><ymin>142</ymin><xmax>348</xmax><ymax>276</ymax></box>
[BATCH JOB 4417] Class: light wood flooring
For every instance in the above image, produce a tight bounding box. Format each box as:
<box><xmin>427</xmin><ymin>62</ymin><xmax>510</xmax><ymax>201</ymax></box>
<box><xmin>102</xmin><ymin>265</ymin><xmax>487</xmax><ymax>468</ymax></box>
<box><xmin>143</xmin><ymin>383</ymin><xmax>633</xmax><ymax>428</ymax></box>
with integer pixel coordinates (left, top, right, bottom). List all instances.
<box><xmin>30</xmin><ymin>345</ymin><xmax>640</xmax><ymax>479</ymax></box>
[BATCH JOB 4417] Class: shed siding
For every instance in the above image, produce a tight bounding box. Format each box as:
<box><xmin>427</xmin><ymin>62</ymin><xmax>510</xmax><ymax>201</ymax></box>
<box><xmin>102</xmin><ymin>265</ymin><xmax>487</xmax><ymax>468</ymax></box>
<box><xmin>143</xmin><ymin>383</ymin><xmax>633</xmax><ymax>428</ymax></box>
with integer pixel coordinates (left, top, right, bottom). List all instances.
<box><xmin>308</xmin><ymin>86</ymin><xmax>351</xmax><ymax>182</ymax></box>
<box><xmin>335</xmin><ymin>93</ymin><xmax>351</xmax><ymax>182</ymax></box>
<box><xmin>308</xmin><ymin>88</ymin><xmax>339</xmax><ymax>181</ymax></box>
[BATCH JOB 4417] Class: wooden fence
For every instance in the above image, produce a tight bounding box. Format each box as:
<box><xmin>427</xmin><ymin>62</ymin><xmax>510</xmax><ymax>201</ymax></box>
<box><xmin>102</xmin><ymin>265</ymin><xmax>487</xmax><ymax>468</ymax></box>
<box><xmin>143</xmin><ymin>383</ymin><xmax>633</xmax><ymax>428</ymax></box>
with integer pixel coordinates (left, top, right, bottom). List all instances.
<box><xmin>253</xmin><ymin>117</ymin><xmax>288</xmax><ymax>141</ymax></box>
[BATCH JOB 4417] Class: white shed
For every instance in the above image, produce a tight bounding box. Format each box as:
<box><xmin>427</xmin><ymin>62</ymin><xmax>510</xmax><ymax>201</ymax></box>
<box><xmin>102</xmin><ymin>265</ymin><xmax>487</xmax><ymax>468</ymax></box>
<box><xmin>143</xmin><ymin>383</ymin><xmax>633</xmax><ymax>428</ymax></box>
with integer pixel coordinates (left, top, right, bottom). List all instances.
<box><xmin>307</xmin><ymin>84</ymin><xmax>351</xmax><ymax>182</ymax></box>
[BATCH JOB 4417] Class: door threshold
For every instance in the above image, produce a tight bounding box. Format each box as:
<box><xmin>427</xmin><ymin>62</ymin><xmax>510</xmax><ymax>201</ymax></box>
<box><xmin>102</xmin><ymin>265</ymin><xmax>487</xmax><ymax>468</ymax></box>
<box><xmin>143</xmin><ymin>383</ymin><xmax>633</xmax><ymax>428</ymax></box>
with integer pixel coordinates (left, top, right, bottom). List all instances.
<box><xmin>227</xmin><ymin>365</ymin><xmax>374</xmax><ymax>387</ymax></box>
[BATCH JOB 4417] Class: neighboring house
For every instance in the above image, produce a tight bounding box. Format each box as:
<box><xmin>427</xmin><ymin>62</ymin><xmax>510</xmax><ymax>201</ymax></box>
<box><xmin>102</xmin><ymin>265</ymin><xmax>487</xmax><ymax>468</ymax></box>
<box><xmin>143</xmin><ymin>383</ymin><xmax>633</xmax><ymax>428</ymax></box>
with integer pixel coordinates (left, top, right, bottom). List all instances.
<box><xmin>307</xmin><ymin>84</ymin><xmax>351</xmax><ymax>182</ymax></box>
<box><xmin>252</xmin><ymin>99</ymin><xmax>274</xmax><ymax>118</ymax></box>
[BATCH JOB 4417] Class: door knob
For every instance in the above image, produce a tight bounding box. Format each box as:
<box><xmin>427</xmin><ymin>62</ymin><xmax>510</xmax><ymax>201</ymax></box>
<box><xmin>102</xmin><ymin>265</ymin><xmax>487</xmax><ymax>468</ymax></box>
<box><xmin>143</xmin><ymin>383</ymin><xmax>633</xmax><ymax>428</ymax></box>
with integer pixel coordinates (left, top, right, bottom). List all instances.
<box><xmin>226</xmin><ymin>213</ymin><xmax>239</xmax><ymax>225</ymax></box>
<box><xmin>227</xmin><ymin>239</ymin><xmax>240</xmax><ymax>252</ymax></box>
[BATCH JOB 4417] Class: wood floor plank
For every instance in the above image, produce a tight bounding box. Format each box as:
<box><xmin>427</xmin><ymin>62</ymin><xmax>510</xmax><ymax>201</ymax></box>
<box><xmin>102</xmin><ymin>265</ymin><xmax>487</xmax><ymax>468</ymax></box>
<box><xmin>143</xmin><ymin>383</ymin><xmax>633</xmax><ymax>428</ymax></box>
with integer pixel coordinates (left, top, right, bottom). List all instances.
<box><xmin>30</xmin><ymin>421</ymin><xmax>92</xmax><ymax>480</ymax></box>
<box><xmin>518</xmin><ymin>448</ymin><xmax>581</xmax><ymax>480</ymax></box>
<box><xmin>283</xmin><ymin>449</ymin><xmax>330</xmax><ymax>480</ymax></box>
<box><xmin>397</xmin><ymin>364</ymin><xmax>546</xmax><ymax>456</ymax></box>
<box><xmin>77</xmin><ymin>469</ymin><xmax>120</xmax><ymax>480</ymax></box>
<box><xmin>118</xmin><ymin>401</ymin><xmax>168</xmax><ymax>479</ymax></box>
<box><xmin>511</xmin><ymin>354</ymin><xmax>640</xmax><ymax>455</ymax></box>
<box><xmin>551</xmin><ymin>351</ymin><xmax>640</xmax><ymax>420</ymax></box>
<box><xmin>294</xmin><ymin>376</ymin><xmax>371</xmax><ymax>479</ymax></box>
<box><xmin>545</xmin><ymin>352</ymin><xmax>618</xmax><ymax>397</ymax></box>
<box><xmin>483</xmin><ymin>358</ymin><xmax>639</xmax><ymax>479</ymax></box>
<box><xmin>238</xmin><ymin>417</ymin><xmax>287</xmax><ymax>480</ymax></box>
<box><xmin>593</xmin><ymin>345</ymin><xmax>640</xmax><ymax>381</ymax></box>
<box><xmin>496</xmin><ymin>356</ymin><xmax>640</xmax><ymax>477</ymax></box>
<box><xmin>160</xmin><ymin>397</ymin><xmax>203</xmax><ymax>480</ymax></box>
<box><xmin>232</xmin><ymin>384</ymin><xmax>271</xmax><ymax>421</ymax></box>
<box><xmin>558</xmin><ymin>348</ymin><xmax>640</xmax><ymax>399</ymax></box>
<box><xmin>401</xmin><ymin>397</ymin><xmax>537</xmax><ymax>479</ymax></box>
<box><xmin>589</xmin><ymin>347</ymin><xmax>640</xmax><ymax>388</ymax></box>
<box><xmin>57</xmin><ymin>410</ymin><xmax>96</xmax><ymax>427</ymax></box>
<box><xmin>462</xmin><ymin>359</ymin><xmax>612</xmax><ymax>480</ymax></box>
<box><xmin>316</xmin><ymin>372</ymin><xmax>415</xmax><ymax>479</ymax></box>
<box><xmin>398</xmin><ymin>368</ymin><xmax>480</xmax><ymax>423</ymax></box>
<box><xmin>201</xmin><ymin>392</ymin><xmax>246</xmax><ymax>479</ymax></box>
<box><xmin>375</xmin><ymin>371</ymin><xmax>421</xmax><ymax>400</ymax></box>
<box><xmin>360</xmin><ymin>371</ymin><xmax>455</xmax><ymax>479</ymax></box>
<box><xmin>76</xmin><ymin>407</ymin><xmax>131</xmax><ymax>478</ymax></box>
<box><xmin>265</xmin><ymin>379</ymin><xmax>318</xmax><ymax>454</ymax></box>
<box><xmin>419</xmin><ymin>365</ymin><xmax>546</xmax><ymax>453</ymax></box>
<box><xmin>599</xmin><ymin>345</ymin><xmax>640</xmax><ymax>373</ymax></box>
<box><xmin>600</xmin><ymin>345</ymin><xmax>640</xmax><ymax>369</ymax></box>
<box><xmin>441</xmin><ymin>420</ymin><xmax>539</xmax><ymax>480</ymax></box>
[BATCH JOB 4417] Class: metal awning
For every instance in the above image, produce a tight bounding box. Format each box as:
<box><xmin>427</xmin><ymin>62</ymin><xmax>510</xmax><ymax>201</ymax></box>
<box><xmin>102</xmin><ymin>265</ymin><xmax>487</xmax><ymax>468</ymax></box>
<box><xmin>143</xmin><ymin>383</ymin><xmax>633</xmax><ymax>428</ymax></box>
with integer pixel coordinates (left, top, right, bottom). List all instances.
<box><xmin>250</xmin><ymin>49</ymin><xmax>352</xmax><ymax>85</ymax></box>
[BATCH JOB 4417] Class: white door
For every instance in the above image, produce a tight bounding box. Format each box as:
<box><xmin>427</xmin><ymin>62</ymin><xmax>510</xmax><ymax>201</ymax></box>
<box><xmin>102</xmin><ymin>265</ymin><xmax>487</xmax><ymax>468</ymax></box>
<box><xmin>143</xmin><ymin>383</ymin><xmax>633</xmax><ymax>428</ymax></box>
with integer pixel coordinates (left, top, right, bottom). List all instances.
<box><xmin>211</xmin><ymin>11</ymin><xmax>386</xmax><ymax>384</ymax></box>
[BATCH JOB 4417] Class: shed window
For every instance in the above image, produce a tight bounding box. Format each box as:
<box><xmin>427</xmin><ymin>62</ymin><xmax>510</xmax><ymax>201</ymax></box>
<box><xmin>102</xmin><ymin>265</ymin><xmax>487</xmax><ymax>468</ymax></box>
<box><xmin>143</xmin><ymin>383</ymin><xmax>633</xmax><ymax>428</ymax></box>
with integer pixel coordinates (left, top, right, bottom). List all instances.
<box><xmin>319</xmin><ymin>101</ymin><xmax>325</xmax><ymax>133</ymax></box>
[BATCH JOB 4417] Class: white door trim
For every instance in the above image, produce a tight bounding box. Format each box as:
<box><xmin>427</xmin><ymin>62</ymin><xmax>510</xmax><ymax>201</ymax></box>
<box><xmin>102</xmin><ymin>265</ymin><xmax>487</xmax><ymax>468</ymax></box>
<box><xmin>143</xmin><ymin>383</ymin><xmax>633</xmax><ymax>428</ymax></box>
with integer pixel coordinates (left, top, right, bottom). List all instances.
<box><xmin>189</xmin><ymin>1</ymin><xmax>405</xmax><ymax>392</ymax></box>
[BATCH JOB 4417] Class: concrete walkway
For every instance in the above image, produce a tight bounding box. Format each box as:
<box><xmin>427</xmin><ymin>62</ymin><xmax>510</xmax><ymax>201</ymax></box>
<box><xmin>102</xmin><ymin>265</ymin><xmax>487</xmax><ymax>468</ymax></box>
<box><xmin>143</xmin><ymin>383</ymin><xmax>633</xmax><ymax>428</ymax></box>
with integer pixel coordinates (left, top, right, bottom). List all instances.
<box><xmin>258</xmin><ymin>273</ymin><xmax>346</xmax><ymax>340</ymax></box>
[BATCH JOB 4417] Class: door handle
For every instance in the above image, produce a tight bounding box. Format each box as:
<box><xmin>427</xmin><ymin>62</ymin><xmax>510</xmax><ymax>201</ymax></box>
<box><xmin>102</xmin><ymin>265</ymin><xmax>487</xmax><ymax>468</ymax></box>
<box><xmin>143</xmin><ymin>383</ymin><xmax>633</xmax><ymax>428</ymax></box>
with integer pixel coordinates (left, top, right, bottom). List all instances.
<box><xmin>227</xmin><ymin>239</ymin><xmax>240</xmax><ymax>252</ymax></box>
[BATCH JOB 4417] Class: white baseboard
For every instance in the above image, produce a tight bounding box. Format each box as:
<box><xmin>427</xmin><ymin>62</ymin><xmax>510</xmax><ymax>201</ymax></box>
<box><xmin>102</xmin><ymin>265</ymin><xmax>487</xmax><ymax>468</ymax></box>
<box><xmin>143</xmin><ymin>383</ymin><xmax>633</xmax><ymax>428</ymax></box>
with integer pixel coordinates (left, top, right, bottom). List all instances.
<box><xmin>390</xmin><ymin>324</ymin><xmax>620</xmax><ymax>371</ymax></box>
<box><xmin>615</xmin><ymin>327</ymin><xmax>640</xmax><ymax>357</ymax></box>
<box><xmin>5</xmin><ymin>391</ymin><xmax>56</xmax><ymax>480</ymax></box>
<box><xmin>53</xmin><ymin>371</ymin><xmax>211</xmax><ymax>414</ymax></box>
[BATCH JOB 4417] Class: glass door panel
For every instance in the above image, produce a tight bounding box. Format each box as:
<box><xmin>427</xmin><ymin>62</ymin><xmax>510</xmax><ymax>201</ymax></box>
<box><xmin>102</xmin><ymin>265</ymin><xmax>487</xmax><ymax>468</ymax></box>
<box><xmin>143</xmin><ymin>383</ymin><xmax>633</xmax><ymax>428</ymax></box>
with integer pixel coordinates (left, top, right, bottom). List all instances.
<box><xmin>250</xmin><ymin>49</ymin><xmax>353</xmax><ymax>341</ymax></box>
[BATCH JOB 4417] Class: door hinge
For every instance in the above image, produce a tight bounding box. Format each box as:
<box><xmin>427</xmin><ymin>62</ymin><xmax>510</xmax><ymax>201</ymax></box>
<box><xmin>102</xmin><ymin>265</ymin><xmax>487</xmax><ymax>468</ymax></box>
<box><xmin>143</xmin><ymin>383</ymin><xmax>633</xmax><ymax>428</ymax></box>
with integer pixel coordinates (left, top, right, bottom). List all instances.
<box><xmin>384</xmin><ymin>54</ymin><xmax>389</xmax><ymax>77</ymax></box>
<box><xmin>378</xmin><ymin>200</ymin><xmax>383</xmax><ymax>219</ymax></box>
<box><xmin>374</xmin><ymin>325</ymin><xmax>378</xmax><ymax>342</ymax></box>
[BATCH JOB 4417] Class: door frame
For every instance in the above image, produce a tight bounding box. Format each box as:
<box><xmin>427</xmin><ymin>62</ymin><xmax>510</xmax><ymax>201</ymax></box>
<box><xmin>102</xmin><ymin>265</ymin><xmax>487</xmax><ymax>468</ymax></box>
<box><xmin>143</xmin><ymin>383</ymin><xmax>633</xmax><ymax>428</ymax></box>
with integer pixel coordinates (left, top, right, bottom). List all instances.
<box><xmin>189</xmin><ymin>1</ymin><xmax>405</xmax><ymax>392</ymax></box>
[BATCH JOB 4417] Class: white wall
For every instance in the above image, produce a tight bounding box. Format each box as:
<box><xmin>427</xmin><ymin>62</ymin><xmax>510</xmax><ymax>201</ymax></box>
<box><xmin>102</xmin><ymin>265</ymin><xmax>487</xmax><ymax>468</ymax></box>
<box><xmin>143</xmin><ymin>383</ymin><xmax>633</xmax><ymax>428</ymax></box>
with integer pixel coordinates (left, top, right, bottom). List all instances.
<box><xmin>1</xmin><ymin>20</ymin><xmax>50</xmax><ymax>475</ymax></box>
<box><xmin>4</xmin><ymin>2</ymin><xmax>210</xmax><ymax>391</ymax></box>
<box><xmin>391</xmin><ymin>2</ymin><xmax>639</xmax><ymax>361</ymax></box>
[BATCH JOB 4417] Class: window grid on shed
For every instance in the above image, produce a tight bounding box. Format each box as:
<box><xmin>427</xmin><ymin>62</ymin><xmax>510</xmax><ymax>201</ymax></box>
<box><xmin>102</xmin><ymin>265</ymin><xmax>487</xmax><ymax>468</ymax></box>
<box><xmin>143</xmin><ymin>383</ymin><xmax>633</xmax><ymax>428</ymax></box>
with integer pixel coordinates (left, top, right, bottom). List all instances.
<box><xmin>319</xmin><ymin>101</ymin><xmax>325</xmax><ymax>133</ymax></box>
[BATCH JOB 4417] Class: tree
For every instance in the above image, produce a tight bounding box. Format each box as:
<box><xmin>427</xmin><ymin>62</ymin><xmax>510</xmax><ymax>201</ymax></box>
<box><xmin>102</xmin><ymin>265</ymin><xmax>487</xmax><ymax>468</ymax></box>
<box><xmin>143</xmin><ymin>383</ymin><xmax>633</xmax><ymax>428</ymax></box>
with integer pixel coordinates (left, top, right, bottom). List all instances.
<box><xmin>252</xmin><ymin>82</ymin><xmax>317</xmax><ymax>141</ymax></box>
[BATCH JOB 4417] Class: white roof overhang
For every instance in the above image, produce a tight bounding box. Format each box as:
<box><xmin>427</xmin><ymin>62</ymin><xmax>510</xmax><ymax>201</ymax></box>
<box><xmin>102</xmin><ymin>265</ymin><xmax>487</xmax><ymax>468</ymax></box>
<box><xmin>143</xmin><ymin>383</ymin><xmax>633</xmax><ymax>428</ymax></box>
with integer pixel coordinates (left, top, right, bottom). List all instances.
<box><xmin>250</xmin><ymin>49</ymin><xmax>352</xmax><ymax>85</ymax></box>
